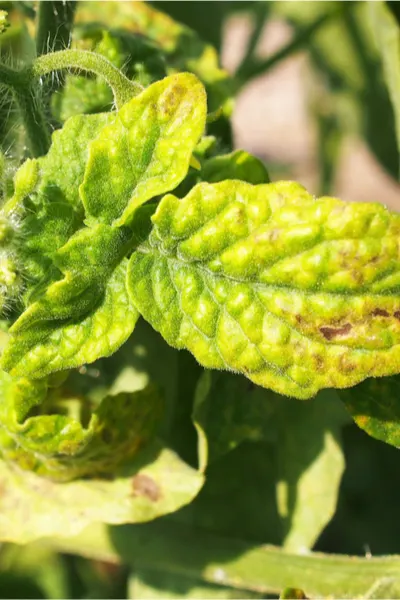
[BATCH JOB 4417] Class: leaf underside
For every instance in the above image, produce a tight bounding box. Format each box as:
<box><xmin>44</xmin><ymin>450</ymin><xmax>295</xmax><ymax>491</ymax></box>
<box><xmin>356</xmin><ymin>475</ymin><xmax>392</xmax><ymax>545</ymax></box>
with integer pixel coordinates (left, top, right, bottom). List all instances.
<box><xmin>128</xmin><ymin>180</ymin><xmax>400</xmax><ymax>399</ymax></box>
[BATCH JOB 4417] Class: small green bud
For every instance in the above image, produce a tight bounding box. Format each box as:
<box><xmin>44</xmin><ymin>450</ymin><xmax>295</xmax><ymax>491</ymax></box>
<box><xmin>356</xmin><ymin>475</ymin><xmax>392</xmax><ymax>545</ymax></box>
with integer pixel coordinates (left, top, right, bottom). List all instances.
<box><xmin>13</xmin><ymin>159</ymin><xmax>39</xmax><ymax>202</ymax></box>
<box><xmin>0</xmin><ymin>252</ymin><xmax>22</xmax><ymax>310</ymax></box>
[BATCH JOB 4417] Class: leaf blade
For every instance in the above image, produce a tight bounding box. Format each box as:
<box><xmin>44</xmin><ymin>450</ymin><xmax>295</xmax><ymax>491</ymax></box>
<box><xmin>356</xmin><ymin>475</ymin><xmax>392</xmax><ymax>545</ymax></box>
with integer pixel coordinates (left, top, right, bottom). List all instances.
<box><xmin>128</xmin><ymin>180</ymin><xmax>400</xmax><ymax>398</ymax></box>
<box><xmin>2</xmin><ymin>225</ymin><xmax>138</xmax><ymax>378</ymax></box>
<box><xmin>80</xmin><ymin>73</ymin><xmax>207</xmax><ymax>226</ymax></box>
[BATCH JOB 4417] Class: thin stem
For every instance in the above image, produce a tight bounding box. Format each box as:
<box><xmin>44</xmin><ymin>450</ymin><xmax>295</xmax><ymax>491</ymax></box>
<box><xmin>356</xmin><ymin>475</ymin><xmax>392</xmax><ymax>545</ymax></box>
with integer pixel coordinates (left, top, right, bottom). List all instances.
<box><xmin>35</xmin><ymin>1</ymin><xmax>77</xmax><ymax>56</ymax></box>
<box><xmin>235</xmin><ymin>4</ymin><xmax>352</xmax><ymax>88</ymax></box>
<box><xmin>0</xmin><ymin>63</ymin><xmax>19</xmax><ymax>89</ymax></box>
<box><xmin>51</xmin><ymin>521</ymin><xmax>400</xmax><ymax>599</ymax></box>
<box><xmin>237</xmin><ymin>2</ymin><xmax>270</xmax><ymax>79</ymax></box>
<box><xmin>30</xmin><ymin>49</ymin><xmax>143</xmax><ymax>109</ymax></box>
<box><xmin>0</xmin><ymin>64</ymin><xmax>50</xmax><ymax>157</ymax></box>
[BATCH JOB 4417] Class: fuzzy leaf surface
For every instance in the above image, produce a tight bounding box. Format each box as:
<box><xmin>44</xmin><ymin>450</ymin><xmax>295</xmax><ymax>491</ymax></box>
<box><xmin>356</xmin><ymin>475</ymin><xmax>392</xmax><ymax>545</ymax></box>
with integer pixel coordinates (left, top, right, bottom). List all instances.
<box><xmin>128</xmin><ymin>180</ymin><xmax>400</xmax><ymax>398</ymax></box>
<box><xmin>37</xmin><ymin>112</ymin><xmax>116</xmax><ymax>210</ymax></box>
<box><xmin>340</xmin><ymin>376</ymin><xmax>400</xmax><ymax>448</ymax></box>
<box><xmin>80</xmin><ymin>73</ymin><xmax>207</xmax><ymax>227</ymax></box>
<box><xmin>2</xmin><ymin>225</ymin><xmax>138</xmax><ymax>378</ymax></box>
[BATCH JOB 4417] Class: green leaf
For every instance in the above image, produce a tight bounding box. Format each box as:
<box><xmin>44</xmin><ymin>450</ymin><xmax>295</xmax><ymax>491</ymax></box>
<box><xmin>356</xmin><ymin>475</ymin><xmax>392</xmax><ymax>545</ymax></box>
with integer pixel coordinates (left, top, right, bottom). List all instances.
<box><xmin>0</xmin><ymin>369</ymin><xmax>204</xmax><ymax>543</ymax></box>
<box><xmin>201</xmin><ymin>150</ymin><xmax>270</xmax><ymax>184</ymax></box>
<box><xmin>2</xmin><ymin>225</ymin><xmax>138</xmax><ymax>378</ymax></box>
<box><xmin>128</xmin><ymin>180</ymin><xmax>400</xmax><ymax>399</ymax></box>
<box><xmin>3</xmin><ymin>113</ymin><xmax>115</xmax><ymax>214</ymax></box>
<box><xmin>192</xmin><ymin>371</ymin><xmax>347</xmax><ymax>552</ymax></box>
<box><xmin>274</xmin><ymin>389</ymin><xmax>346</xmax><ymax>552</ymax></box>
<box><xmin>0</xmin><ymin>438</ymin><xmax>203</xmax><ymax>543</ymax></box>
<box><xmin>0</xmin><ymin>373</ymin><xmax>161</xmax><ymax>481</ymax></box>
<box><xmin>340</xmin><ymin>376</ymin><xmax>400</xmax><ymax>448</ymax></box>
<box><xmin>193</xmin><ymin>370</ymin><xmax>275</xmax><ymax>470</ymax></box>
<box><xmin>369</xmin><ymin>1</ymin><xmax>400</xmax><ymax>168</ymax></box>
<box><xmin>80</xmin><ymin>73</ymin><xmax>207</xmax><ymax>227</ymax></box>
<box><xmin>1</xmin><ymin>114</ymin><xmax>116</xmax><ymax>296</ymax></box>
<box><xmin>37</xmin><ymin>112</ymin><xmax>116</xmax><ymax>211</ymax></box>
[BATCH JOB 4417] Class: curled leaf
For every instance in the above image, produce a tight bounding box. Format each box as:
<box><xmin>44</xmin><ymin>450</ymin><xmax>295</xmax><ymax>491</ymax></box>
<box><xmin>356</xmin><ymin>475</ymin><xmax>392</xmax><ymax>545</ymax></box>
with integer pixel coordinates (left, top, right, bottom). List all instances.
<box><xmin>0</xmin><ymin>373</ymin><xmax>161</xmax><ymax>481</ymax></box>
<box><xmin>128</xmin><ymin>180</ymin><xmax>400</xmax><ymax>398</ymax></box>
<box><xmin>80</xmin><ymin>73</ymin><xmax>207</xmax><ymax>226</ymax></box>
<box><xmin>2</xmin><ymin>225</ymin><xmax>138</xmax><ymax>378</ymax></box>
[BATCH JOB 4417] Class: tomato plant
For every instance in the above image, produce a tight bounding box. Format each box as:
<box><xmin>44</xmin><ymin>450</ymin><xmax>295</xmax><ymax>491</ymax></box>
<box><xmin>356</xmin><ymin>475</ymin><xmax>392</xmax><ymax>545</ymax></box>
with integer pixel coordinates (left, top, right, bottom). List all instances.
<box><xmin>0</xmin><ymin>1</ymin><xmax>399</xmax><ymax>598</ymax></box>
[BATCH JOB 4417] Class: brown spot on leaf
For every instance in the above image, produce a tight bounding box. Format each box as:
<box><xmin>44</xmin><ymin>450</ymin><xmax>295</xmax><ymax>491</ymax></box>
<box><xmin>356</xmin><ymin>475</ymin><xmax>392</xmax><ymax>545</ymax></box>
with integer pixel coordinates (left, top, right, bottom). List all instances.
<box><xmin>320</xmin><ymin>323</ymin><xmax>352</xmax><ymax>341</ymax></box>
<box><xmin>159</xmin><ymin>84</ymin><xmax>186</xmax><ymax>117</ymax></box>
<box><xmin>371</xmin><ymin>309</ymin><xmax>390</xmax><ymax>317</ymax></box>
<box><xmin>394</xmin><ymin>312</ymin><xmax>400</xmax><ymax>321</ymax></box>
<box><xmin>131</xmin><ymin>474</ymin><xmax>160</xmax><ymax>502</ymax></box>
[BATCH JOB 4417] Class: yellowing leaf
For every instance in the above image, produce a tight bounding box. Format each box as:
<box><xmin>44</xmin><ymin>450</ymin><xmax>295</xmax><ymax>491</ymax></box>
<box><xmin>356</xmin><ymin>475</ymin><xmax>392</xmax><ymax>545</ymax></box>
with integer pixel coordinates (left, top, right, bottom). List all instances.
<box><xmin>80</xmin><ymin>73</ymin><xmax>207</xmax><ymax>227</ymax></box>
<box><xmin>0</xmin><ymin>440</ymin><xmax>203</xmax><ymax>543</ymax></box>
<box><xmin>2</xmin><ymin>226</ymin><xmax>138</xmax><ymax>378</ymax></box>
<box><xmin>128</xmin><ymin>180</ymin><xmax>400</xmax><ymax>399</ymax></box>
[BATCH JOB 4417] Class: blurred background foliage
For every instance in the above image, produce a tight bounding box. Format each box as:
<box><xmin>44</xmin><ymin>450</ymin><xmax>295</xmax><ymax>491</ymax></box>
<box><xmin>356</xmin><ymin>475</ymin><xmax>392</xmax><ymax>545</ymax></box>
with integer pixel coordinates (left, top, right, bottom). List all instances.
<box><xmin>0</xmin><ymin>1</ymin><xmax>400</xmax><ymax>598</ymax></box>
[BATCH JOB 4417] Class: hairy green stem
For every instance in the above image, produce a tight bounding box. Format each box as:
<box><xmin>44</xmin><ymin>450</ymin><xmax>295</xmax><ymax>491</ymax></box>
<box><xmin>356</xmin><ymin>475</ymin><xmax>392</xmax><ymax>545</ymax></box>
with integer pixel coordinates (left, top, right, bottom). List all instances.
<box><xmin>50</xmin><ymin>521</ymin><xmax>400</xmax><ymax>599</ymax></box>
<box><xmin>0</xmin><ymin>64</ymin><xmax>50</xmax><ymax>156</ymax></box>
<box><xmin>35</xmin><ymin>0</ymin><xmax>77</xmax><ymax>55</ymax></box>
<box><xmin>30</xmin><ymin>49</ymin><xmax>143</xmax><ymax>108</ymax></box>
<box><xmin>13</xmin><ymin>86</ymin><xmax>51</xmax><ymax>157</ymax></box>
<box><xmin>0</xmin><ymin>48</ymin><xmax>143</xmax><ymax>156</ymax></box>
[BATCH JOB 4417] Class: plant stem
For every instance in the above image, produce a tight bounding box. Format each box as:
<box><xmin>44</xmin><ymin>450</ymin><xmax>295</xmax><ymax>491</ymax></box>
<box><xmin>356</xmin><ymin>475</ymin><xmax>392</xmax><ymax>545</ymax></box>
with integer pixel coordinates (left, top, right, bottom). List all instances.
<box><xmin>50</xmin><ymin>521</ymin><xmax>400</xmax><ymax>599</ymax></box>
<box><xmin>0</xmin><ymin>48</ymin><xmax>143</xmax><ymax>156</ymax></box>
<box><xmin>236</xmin><ymin>4</ymin><xmax>352</xmax><ymax>87</ymax></box>
<box><xmin>35</xmin><ymin>0</ymin><xmax>77</xmax><ymax>56</ymax></box>
<box><xmin>30</xmin><ymin>49</ymin><xmax>143</xmax><ymax>108</ymax></box>
<box><xmin>0</xmin><ymin>64</ymin><xmax>50</xmax><ymax>156</ymax></box>
<box><xmin>13</xmin><ymin>85</ymin><xmax>51</xmax><ymax>157</ymax></box>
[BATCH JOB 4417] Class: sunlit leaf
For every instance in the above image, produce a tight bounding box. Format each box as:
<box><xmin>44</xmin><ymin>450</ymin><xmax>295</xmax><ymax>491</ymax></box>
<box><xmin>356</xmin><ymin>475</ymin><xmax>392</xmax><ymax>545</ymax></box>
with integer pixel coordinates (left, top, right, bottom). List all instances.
<box><xmin>37</xmin><ymin>112</ymin><xmax>116</xmax><ymax>211</ymax></box>
<box><xmin>2</xmin><ymin>225</ymin><xmax>138</xmax><ymax>378</ymax></box>
<box><xmin>80</xmin><ymin>73</ymin><xmax>207</xmax><ymax>227</ymax></box>
<box><xmin>0</xmin><ymin>439</ymin><xmax>203</xmax><ymax>543</ymax></box>
<box><xmin>128</xmin><ymin>180</ymin><xmax>400</xmax><ymax>399</ymax></box>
